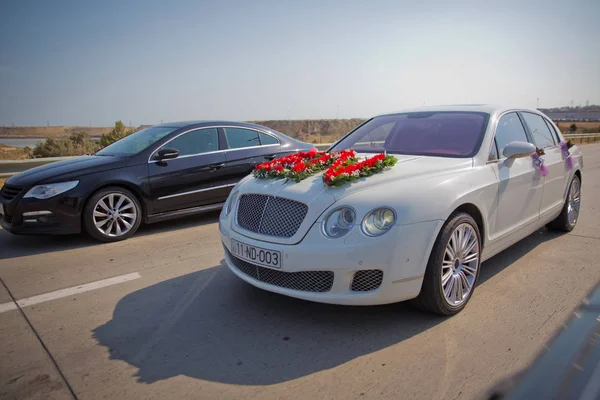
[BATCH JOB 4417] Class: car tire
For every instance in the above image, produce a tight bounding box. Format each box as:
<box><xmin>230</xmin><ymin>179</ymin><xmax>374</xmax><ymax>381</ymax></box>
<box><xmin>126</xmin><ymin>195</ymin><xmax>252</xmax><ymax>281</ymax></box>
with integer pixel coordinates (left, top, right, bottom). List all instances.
<box><xmin>412</xmin><ymin>212</ymin><xmax>481</xmax><ymax>316</ymax></box>
<box><xmin>546</xmin><ymin>174</ymin><xmax>581</xmax><ymax>233</ymax></box>
<box><xmin>83</xmin><ymin>186</ymin><xmax>143</xmax><ymax>243</ymax></box>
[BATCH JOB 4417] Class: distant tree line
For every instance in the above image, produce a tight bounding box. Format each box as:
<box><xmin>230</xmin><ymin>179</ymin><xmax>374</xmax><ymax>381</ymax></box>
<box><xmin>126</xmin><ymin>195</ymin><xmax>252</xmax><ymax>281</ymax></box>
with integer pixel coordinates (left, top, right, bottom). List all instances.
<box><xmin>32</xmin><ymin>121</ymin><xmax>135</xmax><ymax>158</ymax></box>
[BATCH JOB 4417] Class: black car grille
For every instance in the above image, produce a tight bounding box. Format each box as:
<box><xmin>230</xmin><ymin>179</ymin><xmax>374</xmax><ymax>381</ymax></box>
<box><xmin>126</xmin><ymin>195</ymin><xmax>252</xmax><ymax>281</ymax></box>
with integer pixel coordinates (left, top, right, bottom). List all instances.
<box><xmin>236</xmin><ymin>194</ymin><xmax>308</xmax><ymax>238</ymax></box>
<box><xmin>226</xmin><ymin>248</ymin><xmax>334</xmax><ymax>293</ymax></box>
<box><xmin>351</xmin><ymin>270</ymin><xmax>384</xmax><ymax>292</ymax></box>
<box><xmin>2</xmin><ymin>213</ymin><xmax>13</xmax><ymax>224</ymax></box>
<box><xmin>0</xmin><ymin>184</ymin><xmax>24</xmax><ymax>201</ymax></box>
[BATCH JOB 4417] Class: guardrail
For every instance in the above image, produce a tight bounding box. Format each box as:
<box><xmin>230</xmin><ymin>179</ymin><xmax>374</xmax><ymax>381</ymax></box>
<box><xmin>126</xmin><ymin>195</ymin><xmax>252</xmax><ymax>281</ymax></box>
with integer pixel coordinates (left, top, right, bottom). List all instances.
<box><xmin>1</xmin><ymin>134</ymin><xmax>598</xmax><ymax>178</ymax></box>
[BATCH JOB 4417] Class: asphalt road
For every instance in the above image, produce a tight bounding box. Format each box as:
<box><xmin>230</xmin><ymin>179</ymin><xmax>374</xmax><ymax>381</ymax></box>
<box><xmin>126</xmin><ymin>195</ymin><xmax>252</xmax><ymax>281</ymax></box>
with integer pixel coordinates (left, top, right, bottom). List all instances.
<box><xmin>2</xmin><ymin>144</ymin><xmax>600</xmax><ymax>400</ymax></box>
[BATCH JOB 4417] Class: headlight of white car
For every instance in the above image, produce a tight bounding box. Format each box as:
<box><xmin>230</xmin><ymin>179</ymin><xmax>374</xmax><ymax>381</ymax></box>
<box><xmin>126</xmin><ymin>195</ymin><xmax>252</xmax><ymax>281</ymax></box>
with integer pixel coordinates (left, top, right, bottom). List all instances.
<box><xmin>223</xmin><ymin>191</ymin><xmax>239</xmax><ymax>217</ymax></box>
<box><xmin>362</xmin><ymin>207</ymin><xmax>396</xmax><ymax>236</ymax></box>
<box><xmin>322</xmin><ymin>206</ymin><xmax>356</xmax><ymax>238</ymax></box>
<box><xmin>23</xmin><ymin>181</ymin><xmax>79</xmax><ymax>200</ymax></box>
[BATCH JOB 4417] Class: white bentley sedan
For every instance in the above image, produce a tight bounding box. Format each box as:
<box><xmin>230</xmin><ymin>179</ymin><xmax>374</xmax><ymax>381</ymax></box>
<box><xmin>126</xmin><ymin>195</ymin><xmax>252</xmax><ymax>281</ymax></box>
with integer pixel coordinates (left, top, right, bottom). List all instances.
<box><xmin>219</xmin><ymin>105</ymin><xmax>583</xmax><ymax>315</ymax></box>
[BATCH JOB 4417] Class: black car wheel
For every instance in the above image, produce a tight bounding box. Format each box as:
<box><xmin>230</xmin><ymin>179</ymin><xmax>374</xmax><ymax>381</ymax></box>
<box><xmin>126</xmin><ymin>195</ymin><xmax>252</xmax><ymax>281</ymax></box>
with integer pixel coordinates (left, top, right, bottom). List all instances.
<box><xmin>83</xmin><ymin>186</ymin><xmax>142</xmax><ymax>242</ymax></box>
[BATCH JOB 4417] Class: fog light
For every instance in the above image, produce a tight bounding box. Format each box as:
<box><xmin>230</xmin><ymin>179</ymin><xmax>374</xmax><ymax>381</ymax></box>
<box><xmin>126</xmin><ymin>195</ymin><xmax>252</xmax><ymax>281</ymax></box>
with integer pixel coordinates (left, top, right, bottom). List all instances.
<box><xmin>24</xmin><ymin>219</ymin><xmax>38</xmax><ymax>223</ymax></box>
<box><xmin>39</xmin><ymin>216</ymin><xmax>53</xmax><ymax>223</ymax></box>
<box><xmin>22</xmin><ymin>211</ymin><xmax>52</xmax><ymax>217</ymax></box>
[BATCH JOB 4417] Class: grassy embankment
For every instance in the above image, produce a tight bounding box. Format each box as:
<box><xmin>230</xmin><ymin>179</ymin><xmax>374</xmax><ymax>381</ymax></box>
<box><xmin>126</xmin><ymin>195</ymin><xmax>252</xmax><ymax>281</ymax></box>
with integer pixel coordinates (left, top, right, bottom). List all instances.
<box><xmin>0</xmin><ymin>126</ymin><xmax>111</xmax><ymax>139</ymax></box>
<box><xmin>0</xmin><ymin>144</ymin><xmax>32</xmax><ymax>160</ymax></box>
<box><xmin>556</xmin><ymin>121</ymin><xmax>600</xmax><ymax>134</ymax></box>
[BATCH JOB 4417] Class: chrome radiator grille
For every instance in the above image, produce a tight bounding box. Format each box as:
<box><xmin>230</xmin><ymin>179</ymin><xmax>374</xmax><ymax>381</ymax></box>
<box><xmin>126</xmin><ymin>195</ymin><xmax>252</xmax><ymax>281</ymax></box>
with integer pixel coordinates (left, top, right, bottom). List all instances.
<box><xmin>236</xmin><ymin>194</ymin><xmax>308</xmax><ymax>238</ymax></box>
<box><xmin>226</xmin><ymin>248</ymin><xmax>334</xmax><ymax>293</ymax></box>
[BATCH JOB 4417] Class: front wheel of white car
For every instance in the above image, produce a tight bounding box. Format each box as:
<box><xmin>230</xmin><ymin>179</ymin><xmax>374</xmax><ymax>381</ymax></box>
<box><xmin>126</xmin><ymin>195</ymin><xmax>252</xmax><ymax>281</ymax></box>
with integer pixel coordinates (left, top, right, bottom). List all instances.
<box><xmin>412</xmin><ymin>212</ymin><xmax>481</xmax><ymax>315</ymax></box>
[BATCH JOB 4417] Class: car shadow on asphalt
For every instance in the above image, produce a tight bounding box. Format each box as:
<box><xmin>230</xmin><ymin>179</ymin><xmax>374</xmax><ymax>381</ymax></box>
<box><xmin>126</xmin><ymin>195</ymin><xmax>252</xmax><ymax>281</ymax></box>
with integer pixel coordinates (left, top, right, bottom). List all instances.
<box><xmin>93</xmin><ymin>264</ymin><xmax>440</xmax><ymax>385</ymax></box>
<box><xmin>0</xmin><ymin>211</ymin><xmax>220</xmax><ymax>260</ymax></box>
<box><xmin>92</xmin><ymin>228</ymin><xmax>565</xmax><ymax>386</ymax></box>
<box><xmin>478</xmin><ymin>229</ymin><xmax>564</xmax><ymax>284</ymax></box>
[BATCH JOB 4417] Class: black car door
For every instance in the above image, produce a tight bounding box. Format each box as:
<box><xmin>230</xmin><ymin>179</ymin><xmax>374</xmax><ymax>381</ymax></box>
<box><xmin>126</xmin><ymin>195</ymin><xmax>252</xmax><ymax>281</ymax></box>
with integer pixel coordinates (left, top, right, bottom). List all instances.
<box><xmin>221</xmin><ymin>127</ymin><xmax>282</xmax><ymax>184</ymax></box>
<box><xmin>147</xmin><ymin>128</ymin><xmax>230</xmax><ymax>214</ymax></box>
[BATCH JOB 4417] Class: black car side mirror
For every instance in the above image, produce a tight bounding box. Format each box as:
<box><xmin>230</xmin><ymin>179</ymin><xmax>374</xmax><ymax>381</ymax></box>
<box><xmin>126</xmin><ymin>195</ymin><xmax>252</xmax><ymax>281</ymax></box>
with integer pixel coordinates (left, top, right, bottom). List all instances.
<box><xmin>156</xmin><ymin>148</ymin><xmax>179</xmax><ymax>161</ymax></box>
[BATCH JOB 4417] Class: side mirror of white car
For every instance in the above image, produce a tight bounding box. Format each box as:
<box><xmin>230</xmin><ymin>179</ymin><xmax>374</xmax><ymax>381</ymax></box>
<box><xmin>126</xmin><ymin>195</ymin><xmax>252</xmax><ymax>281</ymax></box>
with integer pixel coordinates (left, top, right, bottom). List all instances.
<box><xmin>502</xmin><ymin>141</ymin><xmax>536</xmax><ymax>159</ymax></box>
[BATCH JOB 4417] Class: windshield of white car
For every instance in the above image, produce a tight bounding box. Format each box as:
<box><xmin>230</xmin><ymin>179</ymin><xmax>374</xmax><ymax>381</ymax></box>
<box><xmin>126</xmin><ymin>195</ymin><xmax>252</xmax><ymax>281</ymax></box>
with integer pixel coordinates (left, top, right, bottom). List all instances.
<box><xmin>330</xmin><ymin>112</ymin><xmax>490</xmax><ymax>158</ymax></box>
<box><xmin>95</xmin><ymin>126</ymin><xmax>179</xmax><ymax>156</ymax></box>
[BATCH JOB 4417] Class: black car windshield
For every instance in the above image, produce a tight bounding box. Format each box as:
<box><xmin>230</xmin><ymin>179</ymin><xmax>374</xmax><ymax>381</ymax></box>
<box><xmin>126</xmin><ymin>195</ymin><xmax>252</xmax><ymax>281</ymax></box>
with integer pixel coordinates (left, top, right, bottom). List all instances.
<box><xmin>96</xmin><ymin>126</ymin><xmax>179</xmax><ymax>156</ymax></box>
<box><xmin>330</xmin><ymin>112</ymin><xmax>490</xmax><ymax>158</ymax></box>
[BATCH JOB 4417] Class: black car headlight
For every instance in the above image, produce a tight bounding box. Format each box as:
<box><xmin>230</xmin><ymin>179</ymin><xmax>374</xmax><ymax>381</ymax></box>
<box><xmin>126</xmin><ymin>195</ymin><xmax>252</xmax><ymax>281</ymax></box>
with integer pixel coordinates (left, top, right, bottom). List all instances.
<box><xmin>23</xmin><ymin>181</ymin><xmax>79</xmax><ymax>200</ymax></box>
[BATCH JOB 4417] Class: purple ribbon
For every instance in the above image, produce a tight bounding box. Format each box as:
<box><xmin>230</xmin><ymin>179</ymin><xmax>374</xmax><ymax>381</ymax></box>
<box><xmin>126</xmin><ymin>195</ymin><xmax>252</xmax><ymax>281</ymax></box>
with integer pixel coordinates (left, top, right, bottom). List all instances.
<box><xmin>559</xmin><ymin>140</ymin><xmax>573</xmax><ymax>170</ymax></box>
<box><xmin>531</xmin><ymin>153</ymin><xmax>549</xmax><ymax>176</ymax></box>
<box><xmin>559</xmin><ymin>140</ymin><xmax>568</xmax><ymax>153</ymax></box>
<box><xmin>565</xmin><ymin>156</ymin><xmax>573</xmax><ymax>170</ymax></box>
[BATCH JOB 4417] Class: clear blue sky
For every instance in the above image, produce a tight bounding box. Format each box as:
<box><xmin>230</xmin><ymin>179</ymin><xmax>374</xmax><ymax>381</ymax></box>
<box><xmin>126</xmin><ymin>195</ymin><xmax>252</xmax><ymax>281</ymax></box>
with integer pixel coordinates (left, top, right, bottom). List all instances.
<box><xmin>1</xmin><ymin>0</ymin><xmax>598</xmax><ymax>126</ymax></box>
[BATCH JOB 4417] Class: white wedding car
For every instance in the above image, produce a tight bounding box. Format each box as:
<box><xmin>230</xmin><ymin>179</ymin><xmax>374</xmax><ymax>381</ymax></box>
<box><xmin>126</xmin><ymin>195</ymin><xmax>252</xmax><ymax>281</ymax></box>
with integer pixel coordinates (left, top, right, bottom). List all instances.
<box><xmin>219</xmin><ymin>105</ymin><xmax>582</xmax><ymax>315</ymax></box>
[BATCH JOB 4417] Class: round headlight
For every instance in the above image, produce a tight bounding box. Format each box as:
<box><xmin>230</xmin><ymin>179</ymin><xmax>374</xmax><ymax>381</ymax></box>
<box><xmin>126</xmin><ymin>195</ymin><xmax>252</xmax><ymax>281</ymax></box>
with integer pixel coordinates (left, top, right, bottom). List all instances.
<box><xmin>224</xmin><ymin>191</ymin><xmax>238</xmax><ymax>216</ymax></box>
<box><xmin>362</xmin><ymin>208</ymin><xmax>396</xmax><ymax>236</ymax></box>
<box><xmin>322</xmin><ymin>207</ymin><xmax>356</xmax><ymax>238</ymax></box>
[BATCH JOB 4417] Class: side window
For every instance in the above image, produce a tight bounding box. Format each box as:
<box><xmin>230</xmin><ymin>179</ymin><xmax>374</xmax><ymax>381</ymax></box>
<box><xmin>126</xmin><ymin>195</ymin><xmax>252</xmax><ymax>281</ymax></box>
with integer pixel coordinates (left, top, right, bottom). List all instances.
<box><xmin>259</xmin><ymin>132</ymin><xmax>280</xmax><ymax>145</ymax></box>
<box><xmin>166</xmin><ymin>128</ymin><xmax>219</xmax><ymax>156</ymax></box>
<box><xmin>544</xmin><ymin>118</ymin><xmax>561</xmax><ymax>143</ymax></box>
<box><xmin>495</xmin><ymin>113</ymin><xmax>529</xmax><ymax>157</ymax></box>
<box><xmin>488</xmin><ymin>139</ymin><xmax>499</xmax><ymax>161</ymax></box>
<box><xmin>521</xmin><ymin>112</ymin><xmax>556</xmax><ymax>148</ymax></box>
<box><xmin>225</xmin><ymin>128</ymin><xmax>260</xmax><ymax>149</ymax></box>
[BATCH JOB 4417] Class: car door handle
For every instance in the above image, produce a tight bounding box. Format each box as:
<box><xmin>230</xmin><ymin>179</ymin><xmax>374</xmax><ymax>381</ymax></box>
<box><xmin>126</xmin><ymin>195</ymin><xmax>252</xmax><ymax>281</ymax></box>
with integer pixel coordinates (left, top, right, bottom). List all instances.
<box><xmin>208</xmin><ymin>163</ymin><xmax>225</xmax><ymax>172</ymax></box>
<box><xmin>199</xmin><ymin>163</ymin><xmax>225</xmax><ymax>172</ymax></box>
<box><xmin>264</xmin><ymin>154</ymin><xmax>277</xmax><ymax>161</ymax></box>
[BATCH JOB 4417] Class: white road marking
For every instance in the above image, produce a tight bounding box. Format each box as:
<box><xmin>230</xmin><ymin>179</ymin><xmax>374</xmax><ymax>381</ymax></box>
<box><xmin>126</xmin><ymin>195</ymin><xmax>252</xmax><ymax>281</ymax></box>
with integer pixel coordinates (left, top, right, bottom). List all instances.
<box><xmin>0</xmin><ymin>272</ymin><xmax>141</xmax><ymax>314</ymax></box>
<box><xmin>0</xmin><ymin>302</ymin><xmax>17</xmax><ymax>313</ymax></box>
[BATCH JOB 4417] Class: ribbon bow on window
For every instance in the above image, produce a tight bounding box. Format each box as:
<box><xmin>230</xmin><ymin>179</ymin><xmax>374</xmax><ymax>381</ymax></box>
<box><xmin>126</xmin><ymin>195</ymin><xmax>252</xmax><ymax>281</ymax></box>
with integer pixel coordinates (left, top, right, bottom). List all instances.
<box><xmin>531</xmin><ymin>148</ymin><xmax>549</xmax><ymax>176</ymax></box>
<box><xmin>559</xmin><ymin>140</ymin><xmax>574</xmax><ymax>170</ymax></box>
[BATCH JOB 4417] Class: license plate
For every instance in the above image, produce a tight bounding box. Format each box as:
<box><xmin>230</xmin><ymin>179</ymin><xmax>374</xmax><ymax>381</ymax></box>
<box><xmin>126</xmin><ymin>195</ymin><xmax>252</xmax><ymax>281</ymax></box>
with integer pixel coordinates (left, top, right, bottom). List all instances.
<box><xmin>0</xmin><ymin>203</ymin><xmax>4</xmax><ymax>215</ymax></box>
<box><xmin>231</xmin><ymin>239</ymin><xmax>281</xmax><ymax>269</ymax></box>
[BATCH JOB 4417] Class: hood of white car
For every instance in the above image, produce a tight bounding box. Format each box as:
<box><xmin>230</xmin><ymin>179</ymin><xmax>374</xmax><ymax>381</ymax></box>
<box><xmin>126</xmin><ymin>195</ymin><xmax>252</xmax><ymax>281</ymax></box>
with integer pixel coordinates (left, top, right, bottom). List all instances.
<box><xmin>232</xmin><ymin>154</ymin><xmax>471</xmax><ymax>244</ymax></box>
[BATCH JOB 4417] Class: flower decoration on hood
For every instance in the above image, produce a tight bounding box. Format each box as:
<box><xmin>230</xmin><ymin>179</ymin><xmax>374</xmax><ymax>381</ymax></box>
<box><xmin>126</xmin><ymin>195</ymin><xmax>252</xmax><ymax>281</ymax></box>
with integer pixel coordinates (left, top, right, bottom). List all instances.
<box><xmin>253</xmin><ymin>149</ymin><xmax>397</xmax><ymax>186</ymax></box>
<box><xmin>323</xmin><ymin>153</ymin><xmax>398</xmax><ymax>187</ymax></box>
<box><xmin>253</xmin><ymin>149</ymin><xmax>350</xmax><ymax>183</ymax></box>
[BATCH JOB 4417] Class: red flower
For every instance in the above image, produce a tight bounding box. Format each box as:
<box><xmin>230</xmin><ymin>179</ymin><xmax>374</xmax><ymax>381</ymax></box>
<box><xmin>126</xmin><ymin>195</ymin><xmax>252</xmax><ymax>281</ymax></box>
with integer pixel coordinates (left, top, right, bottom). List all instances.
<box><xmin>293</xmin><ymin>163</ymin><xmax>307</xmax><ymax>173</ymax></box>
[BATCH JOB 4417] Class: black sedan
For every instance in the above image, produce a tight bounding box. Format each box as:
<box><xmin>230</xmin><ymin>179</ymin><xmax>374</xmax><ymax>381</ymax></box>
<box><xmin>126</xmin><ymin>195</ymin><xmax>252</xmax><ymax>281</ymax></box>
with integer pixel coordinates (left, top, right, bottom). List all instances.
<box><xmin>0</xmin><ymin>121</ymin><xmax>312</xmax><ymax>242</ymax></box>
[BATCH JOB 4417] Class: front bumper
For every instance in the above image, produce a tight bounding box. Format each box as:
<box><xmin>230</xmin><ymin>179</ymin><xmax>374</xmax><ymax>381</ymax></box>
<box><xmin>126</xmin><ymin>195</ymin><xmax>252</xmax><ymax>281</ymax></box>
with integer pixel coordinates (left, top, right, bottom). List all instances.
<box><xmin>219</xmin><ymin>217</ymin><xmax>442</xmax><ymax>306</ymax></box>
<box><xmin>0</xmin><ymin>194</ymin><xmax>83</xmax><ymax>235</ymax></box>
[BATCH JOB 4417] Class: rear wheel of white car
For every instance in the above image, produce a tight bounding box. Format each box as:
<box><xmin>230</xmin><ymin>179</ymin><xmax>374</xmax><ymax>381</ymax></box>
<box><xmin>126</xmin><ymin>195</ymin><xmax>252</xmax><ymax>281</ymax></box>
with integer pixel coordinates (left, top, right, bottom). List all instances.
<box><xmin>412</xmin><ymin>212</ymin><xmax>481</xmax><ymax>315</ymax></box>
<box><xmin>83</xmin><ymin>187</ymin><xmax>142</xmax><ymax>242</ymax></box>
<box><xmin>546</xmin><ymin>175</ymin><xmax>581</xmax><ymax>232</ymax></box>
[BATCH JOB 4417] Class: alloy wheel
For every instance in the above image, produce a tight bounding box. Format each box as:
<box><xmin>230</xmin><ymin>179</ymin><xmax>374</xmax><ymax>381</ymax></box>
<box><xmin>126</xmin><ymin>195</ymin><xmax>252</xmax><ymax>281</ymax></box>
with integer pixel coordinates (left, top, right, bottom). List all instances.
<box><xmin>567</xmin><ymin>177</ymin><xmax>581</xmax><ymax>227</ymax></box>
<box><xmin>92</xmin><ymin>193</ymin><xmax>138</xmax><ymax>237</ymax></box>
<box><xmin>441</xmin><ymin>223</ymin><xmax>480</xmax><ymax>306</ymax></box>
